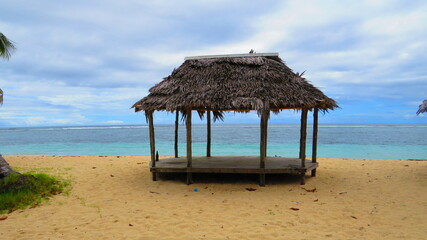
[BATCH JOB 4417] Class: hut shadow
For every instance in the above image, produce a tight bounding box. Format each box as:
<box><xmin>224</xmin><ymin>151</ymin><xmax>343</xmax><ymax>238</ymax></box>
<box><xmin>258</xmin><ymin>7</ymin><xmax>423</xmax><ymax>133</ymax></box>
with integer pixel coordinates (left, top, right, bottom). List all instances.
<box><xmin>157</xmin><ymin>172</ymin><xmax>304</xmax><ymax>185</ymax></box>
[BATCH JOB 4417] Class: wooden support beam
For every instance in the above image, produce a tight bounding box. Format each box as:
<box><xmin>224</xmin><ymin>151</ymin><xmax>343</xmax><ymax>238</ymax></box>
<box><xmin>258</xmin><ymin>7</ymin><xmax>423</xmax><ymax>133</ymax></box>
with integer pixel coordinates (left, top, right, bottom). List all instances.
<box><xmin>207</xmin><ymin>110</ymin><xmax>211</xmax><ymax>157</ymax></box>
<box><xmin>299</xmin><ymin>109</ymin><xmax>308</xmax><ymax>185</ymax></box>
<box><xmin>260</xmin><ymin>173</ymin><xmax>265</xmax><ymax>187</ymax></box>
<box><xmin>300</xmin><ymin>171</ymin><xmax>306</xmax><ymax>185</ymax></box>
<box><xmin>186</xmin><ymin>109</ymin><xmax>193</xmax><ymax>185</ymax></box>
<box><xmin>260</xmin><ymin>110</ymin><xmax>268</xmax><ymax>167</ymax></box>
<box><xmin>148</xmin><ymin>111</ymin><xmax>156</xmax><ymax>181</ymax></box>
<box><xmin>299</xmin><ymin>109</ymin><xmax>308</xmax><ymax>167</ymax></box>
<box><xmin>174</xmin><ymin>111</ymin><xmax>179</xmax><ymax>158</ymax></box>
<box><xmin>259</xmin><ymin>109</ymin><xmax>268</xmax><ymax>187</ymax></box>
<box><xmin>311</xmin><ymin>108</ymin><xmax>319</xmax><ymax>177</ymax></box>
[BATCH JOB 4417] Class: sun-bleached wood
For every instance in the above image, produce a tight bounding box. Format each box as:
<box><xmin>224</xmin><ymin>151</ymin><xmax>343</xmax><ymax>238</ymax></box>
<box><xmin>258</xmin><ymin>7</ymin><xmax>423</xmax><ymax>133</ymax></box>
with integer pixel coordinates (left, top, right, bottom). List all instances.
<box><xmin>174</xmin><ymin>111</ymin><xmax>179</xmax><ymax>158</ymax></box>
<box><xmin>186</xmin><ymin>109</ymin><xmax>193</xmax><ymax>184</ymax></box>
<box><xmin>259</xmin><ymin>109</ymin><xmax>268</xmax><ymax>186</ymax></box>
<box><xmin>185</xmin><ymin>53</ymin><xmax>279</xmax><ymax>60</ymax></box>
<box><xmin>311</xmin><ymin>108</ymin><xmax>319</xmax><ymax>177</ymax></box>
<box><xmin>148</xmin><ymin>112</ymin><xmax>156</xmax><ymax>181</ymax></box>
<box><xmin>299</xmin><ymin>109</ymin><xmax>308</xmax><ymax>185</ymax></box>
<box><xmin>151</xmin><ymin>156</ymin><xmax>318</xmax><ymax>174</ymax></box>
<box><xmin>207</xmin><ymin>110</ymin><xmax>211</xmax><ymax>157</ymax></box>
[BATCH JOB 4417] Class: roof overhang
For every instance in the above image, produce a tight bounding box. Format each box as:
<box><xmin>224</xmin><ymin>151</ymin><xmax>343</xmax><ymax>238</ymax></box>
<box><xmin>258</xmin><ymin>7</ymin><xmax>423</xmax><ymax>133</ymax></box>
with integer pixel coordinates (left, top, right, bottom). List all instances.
<box><xmin>184</xmin><ymin>52</ymin><xmax>279</xmax><ymax>60</ymax></box>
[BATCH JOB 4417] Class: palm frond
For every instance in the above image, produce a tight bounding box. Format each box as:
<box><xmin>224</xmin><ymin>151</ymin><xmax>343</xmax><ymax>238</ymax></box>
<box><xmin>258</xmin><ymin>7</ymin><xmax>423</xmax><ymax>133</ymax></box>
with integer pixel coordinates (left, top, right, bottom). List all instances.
<box><xmin>212</xmin><ymin>111</ymin><xmax>224</xmax><ymax>122</ymax></box>
<box><xmin>0</xmin><ymin>32</ymin><xmax>16</xmax><ymax>60</ymax></box>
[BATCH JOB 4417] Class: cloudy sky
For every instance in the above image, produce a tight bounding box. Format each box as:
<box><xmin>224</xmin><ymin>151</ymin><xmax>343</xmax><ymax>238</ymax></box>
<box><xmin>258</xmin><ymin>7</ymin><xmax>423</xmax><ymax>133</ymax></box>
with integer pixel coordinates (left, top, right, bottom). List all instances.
<box><xmin>0</xmin><ymin>0</ymin><xmax>426</xmax><ymax>127</ymax></box>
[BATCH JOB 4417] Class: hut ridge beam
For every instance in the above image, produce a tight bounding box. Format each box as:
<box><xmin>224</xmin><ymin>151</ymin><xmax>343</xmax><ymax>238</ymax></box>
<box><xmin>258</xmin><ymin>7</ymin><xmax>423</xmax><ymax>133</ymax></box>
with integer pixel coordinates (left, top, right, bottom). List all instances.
<box><xmin>184</xmin><ymin>52</ymin><xmax>279</xmax><ymax>60</ymax></box>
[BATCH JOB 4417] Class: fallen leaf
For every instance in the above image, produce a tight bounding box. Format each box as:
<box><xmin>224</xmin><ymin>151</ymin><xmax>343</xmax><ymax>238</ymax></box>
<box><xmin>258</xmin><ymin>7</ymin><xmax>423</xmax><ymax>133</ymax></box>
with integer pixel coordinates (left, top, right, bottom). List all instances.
<box><xmin>0</xmin><ymin>216</ymin><xmax>8</xmax><ymax>221</ymax></box>
<box><xmin>290</xmin><ymin>208</ymin><xmax>299</xmax><ymax>211</ymax></box>
<box><xmin>246</xmin><ymin>188</ymin><xmax>257</xmax><ymax>191</ymax></box>
<box><xmin>301</xmin><ymin>187</ymin><xmax>317</xmax><ymax>192</ymax></box>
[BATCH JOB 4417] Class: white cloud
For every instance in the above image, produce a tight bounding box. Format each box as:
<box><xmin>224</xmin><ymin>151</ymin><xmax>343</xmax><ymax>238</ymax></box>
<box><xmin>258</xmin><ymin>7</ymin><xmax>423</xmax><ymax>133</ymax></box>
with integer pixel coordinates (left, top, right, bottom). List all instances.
<box><xmin>1</xmin><ymin>0</ymin><xmax>427</xmax><ymax>126</ymax></box>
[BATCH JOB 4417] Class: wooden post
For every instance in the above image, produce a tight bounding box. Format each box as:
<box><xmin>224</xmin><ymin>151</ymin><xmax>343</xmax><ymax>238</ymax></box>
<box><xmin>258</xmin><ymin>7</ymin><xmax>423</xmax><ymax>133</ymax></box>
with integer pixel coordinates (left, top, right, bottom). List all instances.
<box><xmin>207</xmin><ymin>110</ymin><xmax>211</xmax><ymax>157</ymax></box>
<box><xmin>148</xmin><ymin>111</ymin><xmax>156</xmax><ymax>181</ymax></box>
<box><xmin>299</xmin><ymin>109</ymin><xmax>308</xmax><ymax>185</ymax></box>
<box><xmin>301</xmin><ymin>170</ymin><xmax>306</xmax><ymax>185</ymax></box>
<box><xmin>186</xmin><ymin>109</ymin><xmax>193</xmax><ymax>184</ymax></box>
<box><xmin>174</xmin><ymin>111</ymin><xmax>179</xmax><ymax>158</ymax></box>
<box><xmin>311</xmin><ymin>108</ymin><xmax>318</xmax><ymax>177</ymax></box>
<box><xmin>259</xmin><ymin>109</ymin><xmax>268</xmax><ymax>187</ymax></box>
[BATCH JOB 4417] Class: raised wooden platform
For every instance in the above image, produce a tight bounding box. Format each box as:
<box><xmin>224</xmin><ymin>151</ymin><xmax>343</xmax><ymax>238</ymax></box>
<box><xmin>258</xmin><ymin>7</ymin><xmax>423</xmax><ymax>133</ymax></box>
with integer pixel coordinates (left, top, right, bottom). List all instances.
<box><xmin>151</xmin><ymin>156</ymin><xmax>318</xmax><ymax>185</ymax></box>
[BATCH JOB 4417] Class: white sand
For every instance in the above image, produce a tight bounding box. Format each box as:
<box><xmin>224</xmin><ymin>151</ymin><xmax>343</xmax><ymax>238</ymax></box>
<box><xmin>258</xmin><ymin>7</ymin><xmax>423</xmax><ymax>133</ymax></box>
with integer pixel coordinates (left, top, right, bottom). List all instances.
<box><xmin>0</xmin><ymin>155</ymin><xmax>426</xmax><ymax>239</ymax></box>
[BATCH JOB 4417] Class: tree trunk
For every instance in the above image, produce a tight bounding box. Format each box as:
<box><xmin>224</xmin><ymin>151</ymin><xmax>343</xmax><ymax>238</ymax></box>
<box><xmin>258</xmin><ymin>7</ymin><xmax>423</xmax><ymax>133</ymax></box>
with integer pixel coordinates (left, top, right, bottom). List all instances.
<box><xmin>0</xmin><ymin>154</ymin><xmax>20</xmax><ymax>179</ymax></box>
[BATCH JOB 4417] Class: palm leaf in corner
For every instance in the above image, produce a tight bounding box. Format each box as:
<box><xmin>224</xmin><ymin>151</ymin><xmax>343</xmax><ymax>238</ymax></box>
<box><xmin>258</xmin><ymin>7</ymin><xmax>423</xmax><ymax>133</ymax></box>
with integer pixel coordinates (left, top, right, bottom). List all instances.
<box><xmin>0</xmin><ymin>32</ymin><xmax>16</xmax><ymax>60</ymax></box>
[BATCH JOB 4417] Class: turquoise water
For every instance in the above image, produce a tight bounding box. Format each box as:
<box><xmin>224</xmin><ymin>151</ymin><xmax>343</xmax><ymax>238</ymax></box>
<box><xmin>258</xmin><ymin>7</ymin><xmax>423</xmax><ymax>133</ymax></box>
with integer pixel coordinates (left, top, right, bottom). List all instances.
<box><xmin>0</xmin><ymin>124</ymin><xmax>426</xmax><ymax>159</ymax></box>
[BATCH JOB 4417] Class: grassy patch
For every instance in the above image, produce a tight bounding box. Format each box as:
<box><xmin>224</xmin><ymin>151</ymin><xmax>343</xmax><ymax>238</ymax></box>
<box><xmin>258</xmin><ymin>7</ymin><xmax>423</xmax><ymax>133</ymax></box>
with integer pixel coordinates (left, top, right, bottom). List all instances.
<box><xmin>0</xmin><ymin>172</ymin><xmax>70</xmax><ymax>214</ymax></box>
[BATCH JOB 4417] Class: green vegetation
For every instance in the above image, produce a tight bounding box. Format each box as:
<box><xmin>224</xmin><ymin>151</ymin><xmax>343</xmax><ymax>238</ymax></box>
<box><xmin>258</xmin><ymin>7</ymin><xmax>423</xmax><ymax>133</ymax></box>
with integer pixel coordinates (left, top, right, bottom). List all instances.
<box><xmin>0</xmin><ymin>172</ymin><xmax>70</xmax><ymax>214</ymax></box>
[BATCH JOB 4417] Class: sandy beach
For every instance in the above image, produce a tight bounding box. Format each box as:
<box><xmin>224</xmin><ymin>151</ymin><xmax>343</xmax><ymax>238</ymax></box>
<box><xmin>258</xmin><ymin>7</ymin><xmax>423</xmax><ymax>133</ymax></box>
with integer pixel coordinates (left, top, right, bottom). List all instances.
<box><xmin>0</xmin><ymin>155</ymin><xmax>426</xmax><ymax>239</ymax></box>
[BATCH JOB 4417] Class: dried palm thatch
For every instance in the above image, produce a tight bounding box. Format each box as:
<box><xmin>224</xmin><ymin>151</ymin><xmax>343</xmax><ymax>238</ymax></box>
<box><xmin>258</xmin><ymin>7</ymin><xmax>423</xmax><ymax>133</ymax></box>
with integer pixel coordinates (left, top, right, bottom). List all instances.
<box><xmin>416</xmin><ymin>100</ymin><xmax>427</xmax><ymax>115</ymax></box>
<box><xmin>132</xmin><ymin>53</ymin><xmax>338</xmax><ymax>116</ymax></box>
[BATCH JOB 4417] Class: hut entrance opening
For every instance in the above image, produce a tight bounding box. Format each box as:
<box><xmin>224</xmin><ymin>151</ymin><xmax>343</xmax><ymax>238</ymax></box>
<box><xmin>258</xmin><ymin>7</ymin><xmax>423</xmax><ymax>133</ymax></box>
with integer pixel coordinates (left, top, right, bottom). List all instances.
<box><xmin>133</xmin><ymin>52</ymin><xmax>337</xmax><ymax>186</ymax></box>
<box><xmin>146</xmin><ymin>108</ymin><xmax>320</xmax><ymax>186</ymax></box>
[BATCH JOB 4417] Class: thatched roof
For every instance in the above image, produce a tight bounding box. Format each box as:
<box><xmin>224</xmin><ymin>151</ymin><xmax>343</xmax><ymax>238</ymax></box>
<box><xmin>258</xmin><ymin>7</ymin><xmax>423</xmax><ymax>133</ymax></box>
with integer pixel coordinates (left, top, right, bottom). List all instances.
<box><xmin>417</xmin><ymin>100</ymin><xmax>427</xmax><ymax>115</ymax></box>
<box><xmin>132</xmin><ymin>53</ymin><xmax>338</xmax><ymax>114</ymax></box>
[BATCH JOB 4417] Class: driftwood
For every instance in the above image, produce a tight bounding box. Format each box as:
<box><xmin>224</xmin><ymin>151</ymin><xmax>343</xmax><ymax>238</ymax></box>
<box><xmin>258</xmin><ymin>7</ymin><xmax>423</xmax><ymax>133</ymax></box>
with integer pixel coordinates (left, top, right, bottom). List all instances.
<box><xmin>0</xmin><ymin>155</ymin><xmax>34</xmax><ymax>192</ymax></box>
<box><xmin>0</xmin><ymin>154</ymin><xmax>20</xmax><ymax>179</ymax></box>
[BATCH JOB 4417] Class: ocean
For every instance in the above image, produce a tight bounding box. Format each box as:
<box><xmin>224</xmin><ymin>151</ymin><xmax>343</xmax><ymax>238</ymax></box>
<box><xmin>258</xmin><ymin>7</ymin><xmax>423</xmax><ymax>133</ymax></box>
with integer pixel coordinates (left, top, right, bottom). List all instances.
<box><xmin>0</xmin><ymin>124</ymin><xmax>426</xmax><ymax>160</ymax></box>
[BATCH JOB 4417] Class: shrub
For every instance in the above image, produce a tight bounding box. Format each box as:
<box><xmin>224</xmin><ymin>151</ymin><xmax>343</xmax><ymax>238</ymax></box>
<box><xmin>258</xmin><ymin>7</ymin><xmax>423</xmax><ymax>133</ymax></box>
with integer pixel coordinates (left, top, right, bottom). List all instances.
<box><xmin>0</xmin><ymin>173</ymin><xmax>69</xmax><ymax>214</ymax></box>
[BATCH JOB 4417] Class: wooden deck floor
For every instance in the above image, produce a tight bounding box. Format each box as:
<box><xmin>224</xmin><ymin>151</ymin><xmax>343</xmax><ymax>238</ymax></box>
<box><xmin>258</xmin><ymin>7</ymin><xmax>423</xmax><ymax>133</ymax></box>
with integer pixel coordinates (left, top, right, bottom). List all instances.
<box><xmin>151</xmin><ymin>156</ymin><xmax>318</xmax><ymax>174</ymax></box>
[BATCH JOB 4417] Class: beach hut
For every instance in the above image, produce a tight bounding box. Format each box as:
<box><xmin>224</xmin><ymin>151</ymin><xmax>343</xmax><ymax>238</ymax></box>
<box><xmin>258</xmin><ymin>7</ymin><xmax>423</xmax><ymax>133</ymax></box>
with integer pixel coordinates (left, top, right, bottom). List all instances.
<box><xmin>132</xmin><ymin>52</ymin><xmax>337</xmax><ymax>186</ymax></box>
